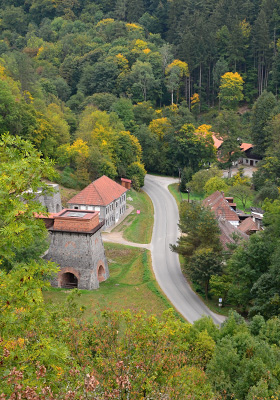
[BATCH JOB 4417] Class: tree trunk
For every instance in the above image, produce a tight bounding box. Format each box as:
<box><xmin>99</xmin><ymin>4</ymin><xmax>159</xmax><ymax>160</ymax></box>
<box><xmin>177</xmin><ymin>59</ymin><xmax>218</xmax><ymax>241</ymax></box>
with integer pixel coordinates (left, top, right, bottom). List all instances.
<box><xmin>208</xmin><ymin>64</ymin><xmax>211</xmax><ymax>106</ymax></box>
<box><xmin>205</xmin><ymin>280</ymin><xmax>209</xmax><ymax>301</ymax></box>
<box><xmin>274</xmin><ymin>27</ymin><xmax>277</xmax><ymax>56</ymax></box>
<box><xmin>199</xmin><ymin>63</ymin><xmax>202</xmax><ymax>112</ymax></box>
<box><xmin>228</xmin><ymin>162</ymin><xmax>232</xmax><ymax>178</ymax></box>
<box><xmin>188</xmin><ymin>75</ymin><xmax>191</xmax><ymax>110</ymax></box>
<box><xmin>185</xmin><ymin>75</ymin><xmax>188</xmax><ymax>103</ymax></box>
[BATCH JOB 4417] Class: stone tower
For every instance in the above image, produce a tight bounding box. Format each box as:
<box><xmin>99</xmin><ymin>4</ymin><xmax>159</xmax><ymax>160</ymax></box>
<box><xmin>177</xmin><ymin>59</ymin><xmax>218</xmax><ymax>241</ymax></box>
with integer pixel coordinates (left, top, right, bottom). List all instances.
<box><xmin>37</xmin><ymin>183</ymin><xmax>62</xmax><ymax>213</ymax></box>
<box><xmin>43</xmin><ymin>209</ymin><xmax>109</xmax><ymax>290</ymax></box>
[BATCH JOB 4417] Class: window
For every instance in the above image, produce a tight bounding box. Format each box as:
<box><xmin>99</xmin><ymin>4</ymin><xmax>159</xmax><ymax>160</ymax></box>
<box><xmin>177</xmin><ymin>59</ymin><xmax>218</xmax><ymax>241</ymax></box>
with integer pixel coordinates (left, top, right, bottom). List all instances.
<box><xmin>74</xmin><ymin>206</ymin><xmax>78</xmax><ymax>209</ymax></box>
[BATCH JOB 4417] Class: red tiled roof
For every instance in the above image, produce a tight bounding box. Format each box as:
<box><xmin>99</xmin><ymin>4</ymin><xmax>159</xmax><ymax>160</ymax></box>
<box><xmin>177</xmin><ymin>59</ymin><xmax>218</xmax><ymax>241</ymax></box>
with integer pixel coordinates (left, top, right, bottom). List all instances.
<box><xmin>238</xmin><ymin>217</ymin><xmax>259</xmax><ymax>234</ymax></box>
<box><xmin>67</xmin><ymin>175</ymin><xmax>127</xmax><ymax>206</ymax></box>
<box><xmin>121</xmin><ymin>178</ymin><xmax>132</xmax><ymax>183</ymax></box>
<box><xmin>218</xmin><ymin>218</ymin><xmax>248</xmax><ymax>249</ymax></box>
<box><xmin>211</xmin><ymin>135</ymin><xmax>253</xmax><ymax>153</ymax></box>
<box><xmin>240</xmin><ymin>142</ymin><xmax>253</xmax><ymax>152</ymax></box>
<box><xmin>212</xmin><ymin>134</ymin><xmax>223</xmax><ymax>149</ymax></box>
<box><xmin>203</xmin><ymin>191</ymin><xmax>240</xmax><ymax>222</ymax></box>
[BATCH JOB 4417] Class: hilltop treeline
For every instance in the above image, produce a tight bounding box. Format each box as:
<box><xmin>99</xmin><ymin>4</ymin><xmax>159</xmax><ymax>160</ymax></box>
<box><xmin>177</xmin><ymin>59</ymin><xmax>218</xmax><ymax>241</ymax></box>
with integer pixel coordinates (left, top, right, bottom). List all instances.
<box><xmin>0</xmin><ymin>0</ymin><xmax>280</xmax><ymax>105</ymax></box>
<box><xmin>1</xmin><ymin>0</ymin><xmax>280</xmax><ymax>187</ymax></box>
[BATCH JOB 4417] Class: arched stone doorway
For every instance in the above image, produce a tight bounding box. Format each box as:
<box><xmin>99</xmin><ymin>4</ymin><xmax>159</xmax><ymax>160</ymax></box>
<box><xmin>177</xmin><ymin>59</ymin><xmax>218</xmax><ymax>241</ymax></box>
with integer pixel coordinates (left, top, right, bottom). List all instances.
<box><xmin>97</xmin><ymin>264</ymin><xmax>105</xmax><ymax>282</ymax></box>
<box><xmin>61</xmin><ymin>272</ymin><xmax>78</xmax><ymax>288</ymax></box>
<box><xmin>58</xmin><ymin>268</ymin><xmax>80</xmax><ymax>289</ymax></box>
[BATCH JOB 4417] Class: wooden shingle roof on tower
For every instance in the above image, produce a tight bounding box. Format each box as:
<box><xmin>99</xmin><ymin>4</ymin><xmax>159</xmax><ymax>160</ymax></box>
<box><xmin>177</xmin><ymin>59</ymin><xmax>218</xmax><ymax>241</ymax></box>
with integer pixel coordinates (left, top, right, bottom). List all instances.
<box><xmin>67</xmin><ymin>175</ymin><xmax>127</xmax><ymax>207</ymax></box>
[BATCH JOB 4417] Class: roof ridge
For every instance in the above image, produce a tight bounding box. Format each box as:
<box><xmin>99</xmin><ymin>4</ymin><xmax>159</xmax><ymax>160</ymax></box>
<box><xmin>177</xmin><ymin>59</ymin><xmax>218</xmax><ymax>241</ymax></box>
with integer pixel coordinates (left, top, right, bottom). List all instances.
<box><xmin>92</xmin><ymin>180</ymin><xmax>107</xmax><ymax>205</ymax></box>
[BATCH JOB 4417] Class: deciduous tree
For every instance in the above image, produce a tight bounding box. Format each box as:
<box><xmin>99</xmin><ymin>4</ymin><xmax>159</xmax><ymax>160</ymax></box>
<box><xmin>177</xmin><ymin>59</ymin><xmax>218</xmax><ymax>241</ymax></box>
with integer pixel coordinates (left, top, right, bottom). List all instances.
<box><xmin>219</xmin><ymin>72</ymin><xmax>244</xmax><ymax>109</ymax></box>
<box><xmin>0</xmin><ymin>133</ymin><xmax>56</xmax><ymax>270</ymax></box>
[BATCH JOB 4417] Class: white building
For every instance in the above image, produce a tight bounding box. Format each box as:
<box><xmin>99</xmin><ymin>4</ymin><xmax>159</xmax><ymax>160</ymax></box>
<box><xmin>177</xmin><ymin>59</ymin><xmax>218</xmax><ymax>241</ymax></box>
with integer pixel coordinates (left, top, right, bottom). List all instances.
<box><xmin>67</xmin><ymin>175</ymin><xmax>128</xmax><ymax>229</ymax></box>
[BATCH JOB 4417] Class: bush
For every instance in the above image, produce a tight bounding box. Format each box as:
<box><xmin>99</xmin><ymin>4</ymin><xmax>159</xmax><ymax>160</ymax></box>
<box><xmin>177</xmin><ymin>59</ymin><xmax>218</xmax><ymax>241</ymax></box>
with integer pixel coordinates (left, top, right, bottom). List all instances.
<box><xmin>57</xmin><ymin>167</ymin><xmax>80</xmax><ymax>189</ymax></box>
<box><xmin>126</xmin><ymin>161</ymin><xmax>146</xmax><ymax>187</ymax></box>
<box><xmin>131</xmin><ymin>175</ymin><xmax>140</xmax><ymax>191</ymax></box>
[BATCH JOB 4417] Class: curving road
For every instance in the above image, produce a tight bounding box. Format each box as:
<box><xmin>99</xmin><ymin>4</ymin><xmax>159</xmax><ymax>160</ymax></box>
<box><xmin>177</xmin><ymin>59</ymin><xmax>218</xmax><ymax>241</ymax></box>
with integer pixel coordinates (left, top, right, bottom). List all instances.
<box><xmin>143</xmin><ymin>174</ymin><xmax>225</xmax><ymax>325</ymax></box>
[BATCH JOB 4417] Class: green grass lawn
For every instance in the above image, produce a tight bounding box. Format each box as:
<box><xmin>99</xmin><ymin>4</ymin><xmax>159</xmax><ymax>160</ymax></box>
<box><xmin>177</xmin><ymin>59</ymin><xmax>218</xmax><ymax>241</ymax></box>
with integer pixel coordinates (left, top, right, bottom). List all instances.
<box><xmin>113</xmin><ymin>189</ymin><xmax>154</xmax><ymax>244</ymax></box>
<box><xmin>43</xmin><ymin>243</ymin><xmax>173</xmax><ymax>320</ymax></box>
<box><xmin>231</xmin><ymin>196</ymin><xmax>254</xmax><ymax>213</ymax></box>
<box><xmin>168</xmin><ymin>183</ymin><xmax>204</xmax><ymax>206</ymax></box>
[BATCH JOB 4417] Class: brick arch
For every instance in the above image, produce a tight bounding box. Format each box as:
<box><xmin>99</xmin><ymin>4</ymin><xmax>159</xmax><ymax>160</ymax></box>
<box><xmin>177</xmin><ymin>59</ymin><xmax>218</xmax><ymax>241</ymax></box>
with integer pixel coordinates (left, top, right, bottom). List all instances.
<box><xmin>97</xmin><ymin>260</ymin><xmax>106</xmax><ymax>283</ymax></box>
<box><xmin>58</xmin><ymin>267</ymin><xmax>80</xmax><ymax>288</ymax></box>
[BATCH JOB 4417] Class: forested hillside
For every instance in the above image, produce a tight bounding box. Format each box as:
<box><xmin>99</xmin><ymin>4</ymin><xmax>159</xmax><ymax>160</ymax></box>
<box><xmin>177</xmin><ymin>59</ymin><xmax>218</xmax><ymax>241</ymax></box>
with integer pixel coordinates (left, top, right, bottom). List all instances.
<box><xmin>0</xmin><ymin>0</ymin><xmax>280</xmax><ymax>186</ymax></box>
<box><xmin>1</xmin><ymin>0</ymin><xmax>280</xmax><ymax>103</ymax></box>
<box><xmin>2</xmin><ymin>1</ymin><xmax>280</xmax><ymax>398</ymax></box>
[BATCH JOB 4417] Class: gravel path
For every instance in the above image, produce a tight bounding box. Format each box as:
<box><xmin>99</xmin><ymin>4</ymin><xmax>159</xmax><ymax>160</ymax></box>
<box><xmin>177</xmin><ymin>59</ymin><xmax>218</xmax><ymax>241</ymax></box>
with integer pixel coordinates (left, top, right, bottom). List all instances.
<box><xmin>102</xmin><ymin>231</ymin><xmax>151</xmax><ymax>249</ymax></box>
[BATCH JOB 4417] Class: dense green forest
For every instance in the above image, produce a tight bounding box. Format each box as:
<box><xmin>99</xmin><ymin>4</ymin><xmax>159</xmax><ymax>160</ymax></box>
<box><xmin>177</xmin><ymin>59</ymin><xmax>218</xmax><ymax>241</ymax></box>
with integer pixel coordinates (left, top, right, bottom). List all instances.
<box><xmin>1</xmin><ymin>0</ymin><xmax>280</xmax><ymax>104</ymax></box>
<box><xmin>0</xmin><ymin>0</ymin><xmax>280</xmax><ymax>185</ymax></box>
<box><xmin>2</xmin><ymin>0</ymin><xmax>280</xmax><ymax>398</ymax></box>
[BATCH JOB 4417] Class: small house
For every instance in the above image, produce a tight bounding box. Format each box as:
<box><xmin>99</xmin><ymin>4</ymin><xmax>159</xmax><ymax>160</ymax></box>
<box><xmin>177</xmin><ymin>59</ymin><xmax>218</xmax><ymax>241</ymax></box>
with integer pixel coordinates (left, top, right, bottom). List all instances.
<box><xmin>121</xmin><ymin>178</ymin><xmax>132</xmax><ymax>190</ymax></box>
<box><xmin>239</xmin><ymin>143</ymin><xmax>262</xmax><ymax>167</ymax></box>
<box><xmin>203</xmin><ymin>191</ymin><xmax>240</xmax><ymax>227</ymax></box>
<box><xmin>212</xmin><ymin>135</ymin><xmax>262</xmax><ymax>166</ymax></box>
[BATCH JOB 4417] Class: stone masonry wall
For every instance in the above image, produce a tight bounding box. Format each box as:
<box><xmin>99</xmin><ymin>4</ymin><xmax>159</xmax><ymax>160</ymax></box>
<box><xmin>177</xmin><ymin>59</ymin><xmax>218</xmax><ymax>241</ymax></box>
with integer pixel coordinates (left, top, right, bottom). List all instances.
<box><xmin>37</xmin><ymin>184</ymin><xmax>62</xmax><ymax>213</ymax></box>
<box><xmin>45</xmin><ymin>229</ymin><xmax>109</xmax><ymax>290</ymax></box>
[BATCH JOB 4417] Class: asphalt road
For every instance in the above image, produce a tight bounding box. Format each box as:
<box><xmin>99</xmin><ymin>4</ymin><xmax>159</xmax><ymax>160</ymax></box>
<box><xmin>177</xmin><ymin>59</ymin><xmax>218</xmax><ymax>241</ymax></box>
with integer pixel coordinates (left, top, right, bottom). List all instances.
<box><xmin>143</xmin><ymin>174</ymin><xmax>226</xmax><ymax>325</ymax></box>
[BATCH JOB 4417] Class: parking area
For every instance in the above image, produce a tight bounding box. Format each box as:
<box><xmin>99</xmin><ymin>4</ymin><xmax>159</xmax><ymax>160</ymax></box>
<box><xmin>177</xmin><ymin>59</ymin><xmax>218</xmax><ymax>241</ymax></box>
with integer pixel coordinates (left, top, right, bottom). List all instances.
<box><xmin>222</xmin><ymin>166</ymin><xmax>257</xmax><ymax>178</ymax></box>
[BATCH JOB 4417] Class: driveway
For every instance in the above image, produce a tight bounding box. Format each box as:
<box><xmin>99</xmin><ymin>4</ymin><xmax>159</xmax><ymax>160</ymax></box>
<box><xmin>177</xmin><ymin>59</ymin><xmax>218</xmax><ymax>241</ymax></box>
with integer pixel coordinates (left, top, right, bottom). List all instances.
<box><xmin>143</xmin><ymin>174</ymin><xmax>225</xmax><ymax>325</ymax></box>
<box><xmin>222</xmin><ymin>165</ymin><xmax>257</xmax><ymax>178</ymax></box>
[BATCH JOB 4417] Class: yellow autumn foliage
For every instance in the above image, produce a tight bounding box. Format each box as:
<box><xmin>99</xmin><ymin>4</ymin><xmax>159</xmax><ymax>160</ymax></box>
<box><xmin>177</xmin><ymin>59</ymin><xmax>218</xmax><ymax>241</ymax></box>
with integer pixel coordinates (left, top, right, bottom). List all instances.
<box><xmin>70</xmin><ymin>138</ymin><xmax>89</xmax><ymax>158</ymax></box>
<box><xmin>196</xmin><ymin>124</ymin><xmax>212</xmax><ymax>134</ymax></box>
<box><xmin>126</xmin><ymin>23</ymin><xmax>144</xmax><ymax>32</ymax></box>
<box><xmin>166</xmin><ymin>59</ymin><xmax>189</xmax><ymax>77</ymax></box>
<box><xmin>191</xmin><ymin>93</ymin><xmax>200</xmax><ymax>107</ymax></box>
<box><xmin>96</xmin><ymin>18</ymin><xmax>115</xmax><ymax>28</ymax></box>
<box><xmin>149</xmin><ymin>117</ymin><xmax>172</xmax><ymax>140</ymax></box>
<box><xmin>240</xmin><ymin>19</ymin><xmax>251</xmax><ymax>39</ymax></box>
<box><xmin>133</xmin><ymin>39</ymin><xmax>149</xmax><ymax>50</ymax></box>
<box><xmin>115</xmin><ymin>53</ymin><xmax>129</xmax><ymax>71</ymax></box>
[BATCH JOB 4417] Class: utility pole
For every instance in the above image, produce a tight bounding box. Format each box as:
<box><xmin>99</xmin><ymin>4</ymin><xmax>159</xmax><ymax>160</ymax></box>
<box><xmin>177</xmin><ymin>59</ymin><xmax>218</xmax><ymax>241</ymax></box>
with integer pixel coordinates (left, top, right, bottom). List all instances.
<box><xmin>178</xmin><ymin>168</ymin><xmax>182</xmax><ymax>201</ymax></box>
<box><xmin>186</xmin><ymin>187</ymin><xmax>190</xmax><ymax>203</ymax></box>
